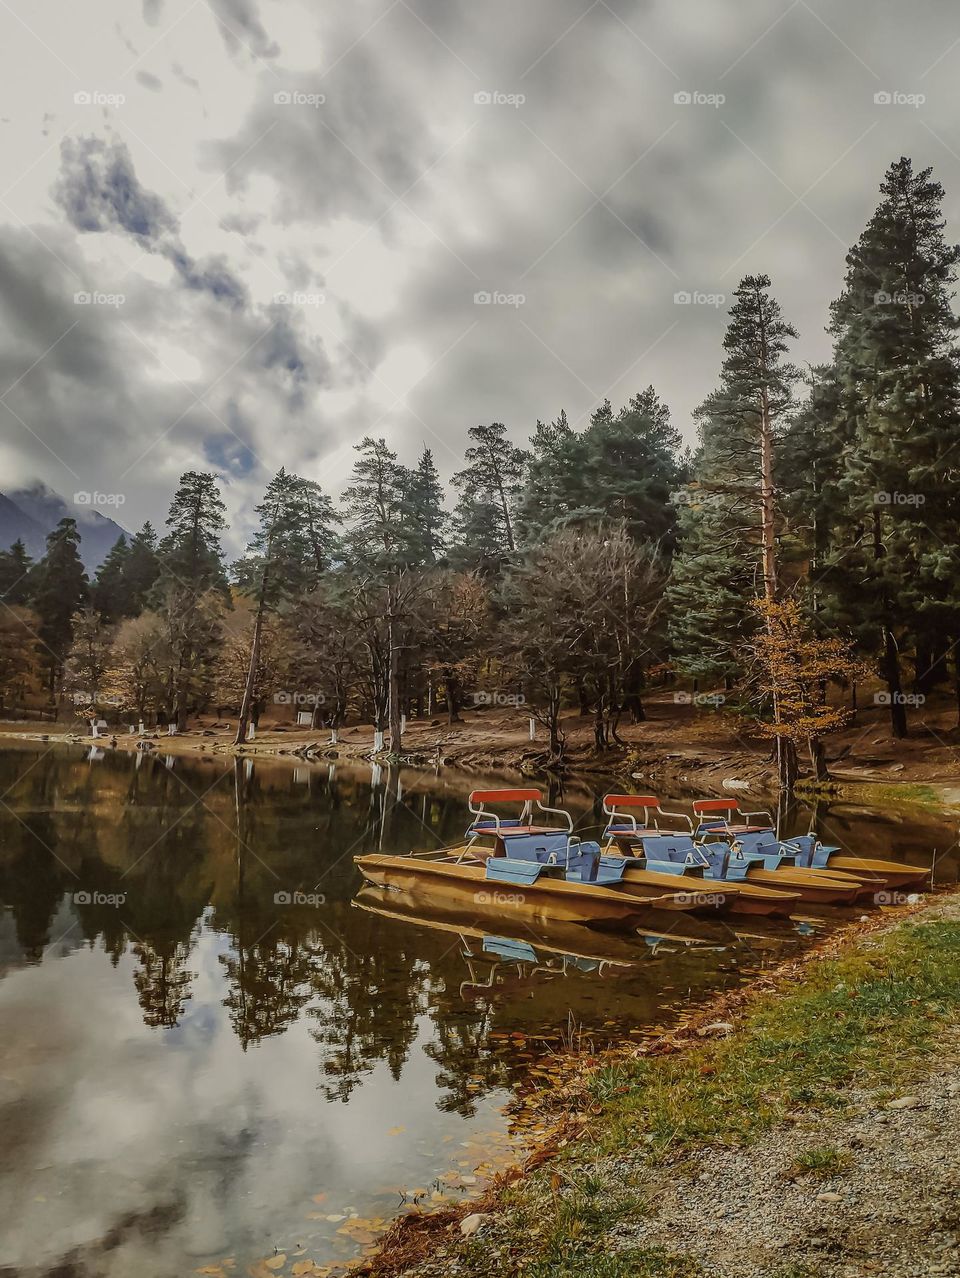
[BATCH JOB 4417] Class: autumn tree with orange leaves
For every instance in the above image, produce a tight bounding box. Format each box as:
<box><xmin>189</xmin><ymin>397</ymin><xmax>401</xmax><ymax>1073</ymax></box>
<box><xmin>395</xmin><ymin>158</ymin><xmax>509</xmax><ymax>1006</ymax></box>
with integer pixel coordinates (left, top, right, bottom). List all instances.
<box><xmin>750</xmin><ymin>598</ymin><xmax>866</xmax><ymax>780</ymax></box>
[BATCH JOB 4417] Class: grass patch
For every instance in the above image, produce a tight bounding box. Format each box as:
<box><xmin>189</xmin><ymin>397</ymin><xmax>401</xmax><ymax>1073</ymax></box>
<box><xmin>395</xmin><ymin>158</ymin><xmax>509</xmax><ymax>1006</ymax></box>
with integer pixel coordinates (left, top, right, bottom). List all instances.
<box><xmin>821</xmin><ymin>781</ymin><xmax>943</xmax><ymax>807</ymax></box>
<box><xmin>421</xmin><ymin>914</ymin><xmax>960</xmax><ymax>1278</ymax></box>
<box><xmin>783</xmin><ymin>1145</ymin><xmax>851</xmax><ymax>1181</ymax></box>
<box><xmin>520</xmin><ymin>1245</ymin><xmax>702</xmax><ymax>1277</ymax></box>
<box><xmin>586</xmin><ymin>919</ymin><xmax>960</xmax><ymax>1158</ymax></box>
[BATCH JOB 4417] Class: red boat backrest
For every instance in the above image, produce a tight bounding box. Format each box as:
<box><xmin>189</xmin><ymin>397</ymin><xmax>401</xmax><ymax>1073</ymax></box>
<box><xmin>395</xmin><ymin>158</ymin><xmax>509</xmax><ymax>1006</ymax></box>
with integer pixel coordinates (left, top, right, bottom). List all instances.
<box><xmin>470</xmin><ymin>788</ymin><xmax>542</xmax><ymax>804</ymax></box>
<box><xmin>692</xmin><ymin>799</ymin><xmax>740</xmax><ymax>814</ymax></box>
<box><xmin>604</xmin><ymin>794</ymin><xmax>660</xmax><ymax>808</ymax></box>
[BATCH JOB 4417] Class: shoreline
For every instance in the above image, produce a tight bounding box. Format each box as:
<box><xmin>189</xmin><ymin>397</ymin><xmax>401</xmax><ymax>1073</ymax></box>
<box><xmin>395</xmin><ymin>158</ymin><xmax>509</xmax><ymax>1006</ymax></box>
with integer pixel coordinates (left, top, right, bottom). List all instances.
<box><xmin>354</xmin><ymin>889</ymin><xmax>960</xmax><ymax>1278</ymax></box>
<box><xmin>1</xmin><ymin>710</ymin><xmax>958</xmax><ymax>809</ymax></box>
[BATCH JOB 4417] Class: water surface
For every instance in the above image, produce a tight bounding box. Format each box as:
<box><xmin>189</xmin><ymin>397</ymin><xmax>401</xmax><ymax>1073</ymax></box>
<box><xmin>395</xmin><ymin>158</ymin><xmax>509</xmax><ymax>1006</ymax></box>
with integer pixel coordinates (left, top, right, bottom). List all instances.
<box><xmin>0</xmin><ymin>745</ymin><xmax>953</xmax><ymax>1277</ymax></box>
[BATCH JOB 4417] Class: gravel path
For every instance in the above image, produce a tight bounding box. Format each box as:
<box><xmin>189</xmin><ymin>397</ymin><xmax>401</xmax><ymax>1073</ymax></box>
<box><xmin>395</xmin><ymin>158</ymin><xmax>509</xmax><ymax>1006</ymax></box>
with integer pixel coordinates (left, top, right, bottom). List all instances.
<box><xmin>618</xmin><ymin>1042</ymin><xmax>960</xmax><ymax>1276</ymax></box>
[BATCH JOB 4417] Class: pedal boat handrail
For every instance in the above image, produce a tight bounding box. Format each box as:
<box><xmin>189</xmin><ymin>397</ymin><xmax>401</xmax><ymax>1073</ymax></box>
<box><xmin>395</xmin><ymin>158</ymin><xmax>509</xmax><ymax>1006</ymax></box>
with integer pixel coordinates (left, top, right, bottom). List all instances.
<box><xmin>601</xmin><ymin>793</ymin><xmax>695</xmax><ymax>837</ymax></box>
<box><xmin>466</xmin><ymin>788</ymin><xmax>574</xmax><ymax>834</ymax></box>
<box><xmin>691</xmin><ymin>797</ymin><xmax>777</xmax><ymax>835</ymax></box>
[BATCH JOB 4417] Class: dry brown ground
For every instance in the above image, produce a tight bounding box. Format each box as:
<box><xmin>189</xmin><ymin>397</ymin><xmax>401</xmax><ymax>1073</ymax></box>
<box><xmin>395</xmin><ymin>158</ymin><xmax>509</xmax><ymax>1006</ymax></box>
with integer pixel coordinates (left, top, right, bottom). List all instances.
<box><xmin>2</xmin><ymin>688</ymin><xmax>959</xmax><ymax>794</ymax></box>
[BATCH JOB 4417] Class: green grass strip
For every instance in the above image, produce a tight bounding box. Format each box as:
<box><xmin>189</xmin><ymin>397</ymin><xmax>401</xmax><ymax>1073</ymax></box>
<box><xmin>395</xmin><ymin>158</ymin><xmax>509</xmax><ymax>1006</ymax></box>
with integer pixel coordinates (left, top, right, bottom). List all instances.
<box><xmin>442</xmin><ymin>915</ymin><xmax>960</xmax><ymax>1278</ymax></box>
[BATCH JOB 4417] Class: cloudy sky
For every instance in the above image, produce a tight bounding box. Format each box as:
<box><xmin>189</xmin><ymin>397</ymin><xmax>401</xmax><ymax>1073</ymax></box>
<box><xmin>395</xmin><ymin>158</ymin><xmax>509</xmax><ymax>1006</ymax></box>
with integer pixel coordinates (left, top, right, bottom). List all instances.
<box><xmin>1</xmin><ymin>0</ymin><xmax>959</xmax><ymax>552</ymax></box>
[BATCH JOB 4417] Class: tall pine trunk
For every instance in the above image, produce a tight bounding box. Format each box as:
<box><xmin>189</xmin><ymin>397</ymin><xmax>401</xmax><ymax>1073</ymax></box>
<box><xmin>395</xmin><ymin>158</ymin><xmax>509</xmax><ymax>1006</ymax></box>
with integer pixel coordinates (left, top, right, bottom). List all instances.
<box><xmin>883</xmin><ymin>625</ymin><xmax>908</xmax><ymax>738</ymax></box>
<box><xmin>445</xmin><ymin>674</ymin><xmax>461</xmax><ymax>724</ymax></box>
<box><xmin>235</xmin><ymin>528</ymin><xmax>274</xmax><ymax>747</ymax></box>
<box><xmin>758</xmin><ymin>372</ymin><xmax>797</xmax><ymax>793</ymax></box>
<box><xmin>387</xmin><ymin>598</ymin><xmax>402</xmax><ymax>754</ymax></box>
<box><xmin>235</xmin><ymin>595</ymin><xmax>266</xmax><ymax>745</ymax></box>
<box><xmin>808</xmin><ymin>737</ymin><xmax>828</xmax><ymax>780</ymax></box>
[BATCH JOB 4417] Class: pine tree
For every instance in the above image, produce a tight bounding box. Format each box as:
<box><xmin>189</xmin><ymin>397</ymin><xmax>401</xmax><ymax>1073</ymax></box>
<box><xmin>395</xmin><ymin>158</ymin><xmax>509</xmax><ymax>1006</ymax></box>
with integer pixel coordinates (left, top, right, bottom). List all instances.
<box><xmin>233</xmin><ymin>471</ymin><xmax>330</xmax><ymax>604</ymax></box>
<box><xmin>31</xmin><ymin>518</ymin><xmax>89</xmax><ymax>694</ymax></box>
<box><xmin>779</xmin><ymin>366</ymin><xmax>850</xmax><ymax>587</ymax></box>
<box><xmin>342</xmin><ymin>437</ymin><xmax>415</xmax><ymax>568</ymax></box>
<box><xmin>666</xmin><ymin>482</ymin><xmax>757</xmax><ymax>686</ymax></box>
<box><xmin>121</xmin><ymin>522</ymin><xmax>161</xmax><ymax>614</ymax></box>
<box><xmin>151</xmin><ymin>477</ymin><xmax>228</xmax><ymax>728</ymax></box>
<box><xmin>578</xmin><ymin>388</ymin><xmax>682</xmax><ymax>542</ymax></box>
<box><xmin>0</xmin><ymin>539</ymin><xmax>33</xmax><ymax>605</ymax></box>
<box><xmin>666</xmin><ymin>276</ymin><xmax>800</xmax><ymax>786</ymax></box>
<box><xmin>233</xmin><ymin>468</ymin><xmax>319</xmax><ymax>744</ymax></box>
<box><xmin>92</xmin><ymin>536</ymin><xmax>130</xmax><ymax>623</ymax></box>
<box><xmin>341</xmin><ymin>437</ymin><xmax>422</xmax><ymax>750</ymax></box>
<box><xmin>156</xmin><ymin>471</ymin><xmax>228</xmax><ymax>596</ymax></box>
<box><xmin>451</xmin><ymin>422</ymin><xmax>527</xmax><ymax>560</ymax></box>
<box><xmin>403</xmin><ymin>447</ymin><xmax>447</xmax><ymax>565</ymax></box>
<box><xmin>819</xmin><ymin>158</ymin><xmax>960</xmax><ymax>736</ymax></box>
<box><xmin>515</xmin><ymin>411</ymin><xmax>582</xmax><ymax>541</ymax></box>
<box><xmin>299</xmin><ymin>479</ymin><xmax>340</xmax><ymax>581</ymax></box>
<box><xmin>447</xmin><ymin>499</ymin><xmax>510</xmax><ymax>574</ymax></box>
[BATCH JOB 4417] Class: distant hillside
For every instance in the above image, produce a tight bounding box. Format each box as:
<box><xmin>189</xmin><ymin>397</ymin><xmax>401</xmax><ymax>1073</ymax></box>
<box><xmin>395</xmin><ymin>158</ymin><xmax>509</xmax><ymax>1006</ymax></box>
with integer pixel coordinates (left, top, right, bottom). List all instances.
<box><xmin>1</xmin><ymin>483</ymin><xmax>129</xmax><ymax>572</ymax></box>
<box><xmin>0</xmin><ymin>492</ymin><xmax>46</xmax><ymax>559</ymax></box>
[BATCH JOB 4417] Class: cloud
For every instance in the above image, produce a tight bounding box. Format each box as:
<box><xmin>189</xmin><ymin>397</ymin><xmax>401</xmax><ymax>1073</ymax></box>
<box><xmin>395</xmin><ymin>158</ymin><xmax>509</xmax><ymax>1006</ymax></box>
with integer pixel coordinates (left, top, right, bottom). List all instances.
<box><xmin>208</xmin><ymin>0</ymin><xmax>280</xmax><ymax>59</ymax></box>
<box><xmin>54</xmin><ymin>136</ymin><xmax>176</xmax><ymax>244</ymax></box>
<box><xmin>209</xmin><ymin>44</ymin><xmax>433</xmax><ymax>224</ymax></box>
<box><xmin>53</xmin><ymin>136</ymin><xmax>248</xmax><ymax>308</ymax></box>
<box><xmin>0</xmin><ymin>207</ymin><xmax>332</xmax><ymax>554</ymax></box>
<box><xmin>170</xmin><ymin>62</ymin><xmax>201</xmax><ymax>92</ymax></box>
<box><xmin>4</xmin><ymin>0</ymin><xmax>960</xmax><ymax>549</ymax></box>
<box><xmin>142</xmin><ymin>0</ymin><xmax>278</xmax><ymax>59</ymax></box>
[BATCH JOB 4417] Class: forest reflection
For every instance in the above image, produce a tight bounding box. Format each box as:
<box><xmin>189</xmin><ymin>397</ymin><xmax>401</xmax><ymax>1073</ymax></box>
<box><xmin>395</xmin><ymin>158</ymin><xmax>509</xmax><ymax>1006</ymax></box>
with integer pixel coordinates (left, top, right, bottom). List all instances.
<box><xmin>0</xmin><ymin>745</ymin><xmax>953</xmax><ymax>1115</ymax></box>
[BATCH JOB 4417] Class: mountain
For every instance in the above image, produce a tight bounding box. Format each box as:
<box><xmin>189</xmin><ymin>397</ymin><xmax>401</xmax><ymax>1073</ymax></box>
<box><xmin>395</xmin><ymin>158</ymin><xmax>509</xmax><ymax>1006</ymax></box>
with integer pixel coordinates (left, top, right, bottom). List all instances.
<box><xmin>1</xmin><ymin>483</ymin><xmax>130</xmax><ymax>571</ymax></box>
<box><xmin>0</xmin><ymin>492</ymin><xmax>46</xmax><ymax>559</ymax></box>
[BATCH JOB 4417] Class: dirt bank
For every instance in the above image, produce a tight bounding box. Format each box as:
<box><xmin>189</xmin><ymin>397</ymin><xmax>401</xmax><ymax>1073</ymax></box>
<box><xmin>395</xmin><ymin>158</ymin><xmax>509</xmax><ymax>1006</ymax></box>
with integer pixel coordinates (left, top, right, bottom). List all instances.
<box><xmin>2</xmin><ymin>688</ymin><xmax>958</xmax><ymax>800</ymax></box>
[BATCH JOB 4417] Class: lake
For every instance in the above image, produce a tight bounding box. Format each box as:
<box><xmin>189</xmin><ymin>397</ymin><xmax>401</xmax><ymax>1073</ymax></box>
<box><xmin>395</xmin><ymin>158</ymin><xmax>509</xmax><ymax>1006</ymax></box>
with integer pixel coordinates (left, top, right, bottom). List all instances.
<box><xmin>0</xmin><ymin>744</ymin><xmax>953</xmax><ymax>1277</ymax></box>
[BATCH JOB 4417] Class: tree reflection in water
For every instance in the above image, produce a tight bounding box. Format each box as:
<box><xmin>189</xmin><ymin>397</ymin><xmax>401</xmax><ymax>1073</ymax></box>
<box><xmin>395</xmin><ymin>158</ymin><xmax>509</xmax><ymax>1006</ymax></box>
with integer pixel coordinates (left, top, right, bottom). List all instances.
<box><xmin>0</xmin><ymin>743</ymin><xmax>952</xmax><ymax>1112</ymax></box>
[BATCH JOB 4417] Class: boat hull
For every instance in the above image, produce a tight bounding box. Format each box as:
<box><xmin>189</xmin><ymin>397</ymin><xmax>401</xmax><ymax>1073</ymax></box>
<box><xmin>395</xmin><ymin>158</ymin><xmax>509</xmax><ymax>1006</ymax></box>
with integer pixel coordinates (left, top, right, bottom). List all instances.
<box><xmin>741</xmin><ymin>866</ymin><xmax>863</xmax><ymax>906</ymax></box>
<box><xmin>618</xmin><ymin>866</ymin><xmax>800</xmax><ymax>917</ymax></box>
<box><xmin>824</xmin><ymin>855</ymin><xmax>928</xmax><ymax>891</ymax></box>
<box><xmin>354</xmin><ymin>854</ymin><xmax>738</xmax><ymax>925</ymax></box>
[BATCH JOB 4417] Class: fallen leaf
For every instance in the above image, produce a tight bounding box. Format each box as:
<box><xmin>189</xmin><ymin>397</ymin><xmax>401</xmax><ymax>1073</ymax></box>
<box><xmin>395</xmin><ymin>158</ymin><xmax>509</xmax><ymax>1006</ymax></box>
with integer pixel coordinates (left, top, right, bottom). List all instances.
<box><xmin>460</xmin><ymin>1213</ymin><xmax>488</xmax><ymax>1238</ymax></box>
<box><xmin>264</xmin><ymin>1258</ymin><xmax>286</xmax><ymax>1272</ymax></box>
<box><xmin>387</xmin><ymin>1126</ymin><xmax>406</xmax><ymax>1136</ymax></box>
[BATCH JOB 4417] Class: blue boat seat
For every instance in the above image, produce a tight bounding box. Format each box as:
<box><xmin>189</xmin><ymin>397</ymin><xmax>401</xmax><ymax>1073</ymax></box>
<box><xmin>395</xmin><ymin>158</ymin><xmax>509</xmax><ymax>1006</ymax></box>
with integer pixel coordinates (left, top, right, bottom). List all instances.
<box><xmin>595</xmin><ymin>856</ymin><xmax>629</xmax><ymax>885</ymax></box>
<box><xmin>485</xmin><ymin>858</ymin><xmax>551</xmax><ymax>886</ymax></box>
<box><xmin>780</xmin><ymin>834</ymin><xmax>841</xmax><ymax>868</ymax></box>
<box><xmin>644</xmin><ymin>859</ymin><xmax>696</xmax><ymax>877</ymax></box>
<box><xmin>639</xmin><ymin>833</ymin><xmax>699</xmax><ymax>861</ymax></box>
<box><xmin>730</xmin><ymin>832</ymin><xmax>797</xmax><ymax>869</ymax></box>
<box><xmin>640</xmin><ymin>834</ymin><xmax>768</xmax><ymax>883</ymax></box>
<box><xmin>495</xmin><ymin>834</ymin><xmax>603</xmax><ymax>883</ymax></box>
<box><xmin>501</xmin><ymin>832</ymin><xmax>571</xmax><ymax>860</ymax></box>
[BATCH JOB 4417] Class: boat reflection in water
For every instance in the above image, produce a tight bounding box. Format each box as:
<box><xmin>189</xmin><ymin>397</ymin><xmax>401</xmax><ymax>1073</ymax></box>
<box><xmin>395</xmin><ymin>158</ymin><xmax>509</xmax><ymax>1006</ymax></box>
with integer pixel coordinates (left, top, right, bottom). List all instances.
<box><xmin>352</xmin><ymin>883</ymin><xmax>780</xmax><ymax>1003</ymax></box>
